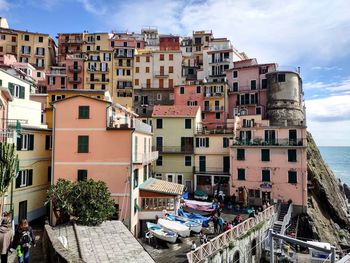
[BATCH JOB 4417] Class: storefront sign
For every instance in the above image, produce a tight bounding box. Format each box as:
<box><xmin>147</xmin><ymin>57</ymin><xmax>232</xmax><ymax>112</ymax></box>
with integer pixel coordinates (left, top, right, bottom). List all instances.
<box><xmin>260</xmin><ymin>182</ymin><xmax>272</xmax><ymax>189</ymax></box>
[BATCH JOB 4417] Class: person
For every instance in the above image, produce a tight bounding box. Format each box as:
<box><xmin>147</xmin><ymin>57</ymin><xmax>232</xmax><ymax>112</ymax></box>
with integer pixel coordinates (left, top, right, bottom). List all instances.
<box><xmin>262</xmin><ymin>202</ymin><xmax>267</xmax><ymax>211</ymax></box>
<box><xmin>218</xmin><ymin>217</ymin><xmax>224</xmax><ymax>233</ymax></box>
<box><xmin>0</xmin><ymin>212</ymin><xmax>13</xmax><ymax>263</ymax></box>
<box><xmin>191</xmin><ymin>240</ymin><xmax>197</xmax><ymax>251</ymax></box>
<box><xmin>203</xmin><ymin>233</ymin><xmax>208</xmax><ymax>243</ymax></box>
<box><xmin>199</xmin><ymin>231</ymin><xmax>204</xmax><ymax>245</ymax></box>
<box><xmin>212</xmin><ymin>215</ymin><xmax>218</xmax><ymax>234</ymax></box>
<box><xmin>12</xmin><ymin>219</ymin><xmax>35</xmax><ymax>263</ymax></box>
<box><xmin>249</xmin><ymin>210</ymin><xmax>256</xmax><ymax>218</ymax></box>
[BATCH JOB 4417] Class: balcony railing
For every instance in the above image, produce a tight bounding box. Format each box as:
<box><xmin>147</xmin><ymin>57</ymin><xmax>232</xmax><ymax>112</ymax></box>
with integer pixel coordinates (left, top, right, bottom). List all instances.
<box><xmin>232</xmin><ymin>138</ymin><xmax>305</xmax><ymax>147</ymax></box>
<box><xmin>108</xmin><ymin>117</ymin><xmax>152</xmax><ymax>134</ymax></box>
<box><xmin>68</xmin><ymin>66</ymin><xmax>82</xmax><ymax>73</ymax></box>
<box><xmin>133</xmin><ymin>151</ymin><xmax>159</xmax><ymax>164</ymax></box>
<box><xmin>196</xmin><ymin>127</ymin><xmax>234</xmax><ymax>135</ymax></box>
<box><xmin>68</xmin><ymin>77</ymin><xmax>82</xmax><ymax>83</ymax></box>
<box><xmin>202</xmin><ymin>106</ymin><xmax>224</xmax><ymax>112</ymax></box>
<box><xmin>154</xmin><ymin>146</ymin><xmax>194</xmax><ymax>154</ymax></box>
<box><xmin>204</xmin><ymin>92</ymin><xmax>224</xmax><ymax>98</ymax></box>
<box><xmin>194</xmin><ymin>166</ymin><xmax>230</xmax><ymax>175</ymax></box>
<box><xmin>0</xmin><ymin>129</ymin><xmax>16</xmax><ymax>143</ymax></box>
<box><xmin>154</xmin><ymin>72</ymin><xmax>169</xmax><ymax>78</ymax></box>
<box><xmin>86</xmin><ymin>78</ymin><xmax>110</xmax><ymax>83</ymax></box>
<box><xmin>209</xmin><ymin>58</ymin><xmax>230</xmax><ymax>64</ymax></box>
<box><xmin>0</xmin><ymin>118</ymin><xmax>28</xmax><ymax>129</ymax></box>
<box><xmin>87</xmin><ymin>68</ymin><xmax>109</xmax><ymax>73</ymax></box>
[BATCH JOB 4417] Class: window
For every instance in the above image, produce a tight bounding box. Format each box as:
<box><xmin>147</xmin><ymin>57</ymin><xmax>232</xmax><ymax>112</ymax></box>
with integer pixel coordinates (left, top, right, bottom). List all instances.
<box><xmin>79</xmin><ymin>106</ymin><xmax>90</xmax><ymax>119</ymax></box>
<box><xmin>135</xmin><ymin>67</ymin><xmax>139</xmax><ymax>73</ymax></box>
<box><xmin>134</xmin><ymin>169</ymin><xmax>139</xmax><ymax>188</ymax></box>
<box><xmin>136</xmin><ymin>56</ymin><xmax>140</xmax><ymax>62</ymax></box>
<box><xmin>262</xmin><ymin>170</ymin><xmax>270</xmax><ymax>182</ymax></box>
<box><xmin>8</xmin><ymin>83</ymin><xmax>25</xmax><ymax>99</ymax></box>
<box><xmin>180</xmin><ymin>86</ymin><xmax>184</xmax><ymax>94</ymax></box>
<box><xmin>177</xmin><ymin>175</ymin><xmax>183</xmax><ymax>184</ymax></box>
<box><xmin>223</xmin><ymin>138</ymin><xmax>230</xmax><ymax>148</ymax></box>
<box><xmin>77</xmin><ymin>136</ymin><xmax>89</xmax><ymax>153</ymax></box>
<box><xmin>16</xmin><ymin>169</ymin><xmax>33</xmax><ymax>188</ymax></box>
<box><xmin>16</xmin><ymin>134</ymin><xmax>34</xmax><ymax>151</ymax></box>
<box><xmin>24</xmin><ymin>34</ymin><xmax>29</xmax><ymax>41</ymax></box>
<box><xmin>156</xmin><ymin>119</ymin><xmax>163</xmax><ymax>129</ymax></box>
<box><xmin>96</xmin><ymin>46</ymin><xmax>100</xmax><ymax>51</ymax></box>
<box><xmin>48</xmin><ymin>166</ymin><xmax>51</xmax><ymax>182</ymax></box>
<box><xmin>45</xmin><ymin>135</ymin><xmax>52</xmax><ymax>150</ymax></box>
<box><xmin>96</xmin><ymin>35</ymin><xmax>101</xmax><ymax>41</ymax></box>
<box><xmin>160</xmin><ymin>54</ymin><xmax>164</xmax><ymax>61</ymax></box>
<box><xmin>156</xmin><ymin>156</ymin><xmax>163</xmax><ymax>166</ymax></box>
<box><xmin>196</xmin><ymin>86</ymin><xmax>201</xmax><ymax>93</ymax></box>
<box><xmin>237</xmin><ymin>149</ymin><xmax>245</xmax><ymax>160</ymax></box>
<box><xmin>215</xmin><ymin>112</ymin><xmax>220</xmax><ymax>119</ymax></box>
<box><xmin>196</xmin><ymin>137</ymin><xmax>209</xmax><ymax>148</ymax></box>
<box><xmin>262</xmin><ymin>79</ymin><xmax>267</xmax><ymax>89</ymax></box>
<box><xmin>143</xmin><ymin>165</ymin><xmax>147</xmax><ymax>182</ymax></box>
<box><xmin>261</xmin><ymin>149</ymin><xmax>270</xmax><ymax>161</ymax></box>
<box><xmin>77</xmin><ymin>170</ymin><xmax>88</xmax><ymax>181</ymax></box>
<box><xmin>135</xmin><ymin>79</ymin><xmax>139</xmax><ymax>85</ymax></box>
<box><xmin>36</xmin><ymin>58</ymin><xmax>44</xmax><ymax>68</ymax></box>
<box><xmin>185</xmin><ymin>119</ymin><xmax>191</xmax><ymax>129</ymax></box>
<box><xmin>233</xmin><ymin>71</ymin><xmax>238</xmax><ymax>78</ymax></box>
<box><xmin>237</xmin><ymin>169</ymin><xmax>245</xmax><ymax>180</ymax></box>
<box><xmin>146</xmin><ymin>67</ymin><xmax>150</xmax><ymax>73</ymax></box>
<box><xmin>146</xmin><ymin>56</ymin><xmax>150</xmax><ymax>62</ymax></box>
<box><xmin>185</xmin><ymin>156</ymin><xmax>191</xmax><ymax>166</ymax></box>
<box><xmin>169</xmin><ymin>54</ymin><xmax>173</xmax><ymax>60</ymax></box>
<box><xmin>168</xmin><ymin>79</ymin><xmax>173</xmax><ymax>88</ymax></box>
<box><xmin>251</xmin><ymin>80</ymin><xmax>256</xmax><ymax>90</ymax></box>
<box><xmin>156</xmin><ymin>93</ymin><xmax>162</xmax><ymax>100</ymax></box>
<box><xmin>36</xmin><ymin>47</ymin><xmax>45</xmax><ymax>55</ymax></box>
<box><xmin>169</xmin><ymin>66</ymin><xmax>173</xmax><ymax>73</ymax></box>
<box><xmin>232</xmin><ymin>82</ymin><xmax>238</xmax><ymax>92</ymax></box>
<box><xmin>278</xmin><ymin>74</ymin><xmax>286</xmax><ymax>82</ymax></box>
<box><xmin>256</xmin><ymin>107</ymin><xmax>262</xmax><ymax>115</ymax></box>
<box><xmin>288</xmin><ymin>149</ymin><xmax>297</xmax><ymax>162</ymax></box>
<box><xmin>288</xmin><ymin>171</ymin><xmax>297</xmax><ymax>184</ymax></box>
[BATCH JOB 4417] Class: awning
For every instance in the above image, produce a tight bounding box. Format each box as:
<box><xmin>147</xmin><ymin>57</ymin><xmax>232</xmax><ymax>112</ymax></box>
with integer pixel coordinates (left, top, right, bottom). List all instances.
<box><xmin>139</xmin><ymin>178</ymin><xmax>184</xmax><ymax>196</ymax></box>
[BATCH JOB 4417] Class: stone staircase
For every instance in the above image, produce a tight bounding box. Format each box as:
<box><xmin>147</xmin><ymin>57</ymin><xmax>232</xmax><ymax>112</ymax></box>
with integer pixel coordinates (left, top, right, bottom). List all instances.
<box><xmin>272</xmin><ymin>203</ymin><xmax>289</xmax><ymax>234</ymax></box>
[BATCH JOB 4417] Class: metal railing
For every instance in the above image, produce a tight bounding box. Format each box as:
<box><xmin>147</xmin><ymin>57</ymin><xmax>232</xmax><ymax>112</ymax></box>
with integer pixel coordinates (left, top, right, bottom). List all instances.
<box><xmin>108</xmin><ymin>117</ymin><xmax>152</xmax><ymax>134</ymax></box>
<box><xmin>187</xmin><ymin>205</ymin><xmax>275</xmax><ymax>263</ymax></box>
<box><xmin>133</xmin><ymin>151</ymin><xmax>159</xmax><ymax>164</ymax></box>
<box><xmin>232</xmin><ymin>138</ymin><xmax>305</xmax><ymax>147</ymax></box>
<box><xmin>0</xmin><ymin>118</ymin><xmax>28</xmax><ymax>129</ymax></box>
<box><xmin>204</xmin><ymin>92</ymin><xmax>224</xmax><ymax>97</ymax></box>
<box><xmin>154</xmin><ymin>72</ymin><xmax>169</xmax><ymax>77</ymax></box>
<box><xmin>280</xmin><ymin>204</ymin><xmax>293</xmax><ymax>236</ymax></box>
<box><xmin>68</xmin><ymin>77</ymin><xmax>82</xmax><ymax>83</ymax></box>
<box><xmin>202</xmin><ymin>106</ymin><xmax>225</xmax><ymax>112</ymax></box>
<box><xmin>68</xmin><ymin>66</ymin><xmax>82</xmax><ymax>72</ymax></box>
<box><xmin>194</xmin><ymin>166</ymin><xmax>230</xmax><ymax>174</ymax></box>
<box><xmin>196</xmin><ymin>127</ymin><xmax>234</xmax><ymax>135</ymax></box>
<box><xmin>154</xmin><ymin>146</ymin><xmax>194</xmax><ymax>154</ymax></box>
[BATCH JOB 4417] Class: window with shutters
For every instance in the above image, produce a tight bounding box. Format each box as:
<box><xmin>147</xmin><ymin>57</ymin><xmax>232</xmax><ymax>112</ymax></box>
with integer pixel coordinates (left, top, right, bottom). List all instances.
<box><xmin>251</xmin><ymin>80</ymin><xmax>257</xmax><ymax>90</ymax></box>
<box><xmin>77</xmin><ymin>136</ymin><xmax>89</xmax><ymax>153</ymax></box>
<box><xmin>143</xmin><ymin>165</ymin><xmax>147</xmax><ymax>182</ymax></box>
<box><xmin>195</xmin><ymin>137</ymin><xmax>209</xmax><ymax>148</ymax></box>
<box><xmin>16</xmin><ymin>169</ymin><xmax>33</xmax><ymax>188</ymax></box>
<box><xmin>185</xmin><ymin>156</ymin><xmax>191</xmax><ymax>166</ymax></box>
<box><xmin>233</xmin><ymin>71</ymin><xmax>238</xmax><ymax>78</ymax></box>
<box><xmin>196</xmin><ymin>86</ymin><xmax>201</xmax><ymax>93</ymax></box>
<box><xmin>262</xmin><ymin>170</ymin><xmax>270</xmax><ymax>182</ymax></box>
<box><xmin>223</xmin><ymin>137</ymin><xmax>229</xmax><ymax>148</ymax></box>
<box><xmin>48</xmin><ymin>166</ymin><xmax>51</xmax><ymax>182</ymax></box>
<box><xmin>288</xmin><ymin>149</ymin><xmax>297</xmax><ymax>162</ymax></box>
<box><xmin>185</xmin><ymin>119</ymin><xmax>191</xmax><ymax>129</ymax></box>
<box><xmin>169</xmin><ymin>54</ymin><xmax>173</xmax><ymax>60</ymax></box>
<box><xmin>160</xmin><ymin>54</ymin><xmax>164</xmax><ymax>61</ymax></box>
<box><xmin>78</xmin><ymin>106</ymin><xmax>90</xmax><ymax>119</ymax></box>
<box><xmin>180</xmin><ymin>86</ymin><xmax>184</xmax><ymax>94</ymax></box>
<box><xmin>156</xmin><ymin>156</ymin><xmax>163</xmax><ymax>166</ymax></box>
<box><xmin>288</xmin><ymin>171</ymin><xmax>297</xmax><ymax>184</ymax></box>
<box><xmin>237</xmin><ymin>149</ymin><xmax>245</xmax><ymax>160</ymax></box>
<box><xmin>237</xmin><ymin>169</ymin><xmax>245</xmax><ymax>180</ymax></box>
<box><xmin>261</xmin><ymin>149</ymin><xmax>270</xmax><ymax>161</ymax></box>
<box><xmin>77</xmin><ymin>170</ymin><xmax>88</xmax><ymax>181</ymax></box>
<box><xmin>8</xmin><ymin>83</ymin><xmax>25</xmax><ymax>99</ymax></box>
<box><xmin>45</xmin><ymin>135</ymin><xmax>52</xmax><ymax>150</ymax></box>
<box><xmin>278</xmin><ymin>74</ymin><xmax>286</xmax><ymax>82</ymax></box>
<box><xmin>134</xmin><ymin>169</ymin><xmax>139</xmax><ymax>189</ymax></box>
<box><xmin>156</xmin><ymin>119</ymin><xmax>163</xmax><ymax>129</ymax></box>
<box><xmin>17</xmin><ymin>134</ymin><xmax>34</xmax><ymax>151</ymax></box>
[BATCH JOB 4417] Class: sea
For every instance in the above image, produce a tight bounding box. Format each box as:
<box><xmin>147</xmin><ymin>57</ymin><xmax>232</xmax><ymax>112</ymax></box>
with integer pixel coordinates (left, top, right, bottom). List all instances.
<box><xmin>319</xmin><ymin>147</ymin><xmax>350</xmax><ymax>186</ymax></box>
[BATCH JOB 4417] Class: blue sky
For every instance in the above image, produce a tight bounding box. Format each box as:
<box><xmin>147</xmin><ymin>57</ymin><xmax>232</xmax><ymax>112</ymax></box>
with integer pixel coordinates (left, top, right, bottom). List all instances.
<box><xmin>1</xmin><ymin>0</ymin><xmax>350</xmax><ymax>146</ymax></box>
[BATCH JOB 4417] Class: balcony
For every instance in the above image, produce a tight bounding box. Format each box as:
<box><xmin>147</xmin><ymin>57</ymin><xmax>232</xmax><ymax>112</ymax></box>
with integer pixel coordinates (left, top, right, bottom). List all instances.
<box><xmin>63</xmin><ymin>38</ymin><xmax>82</xmax><ymax>44</ymax></box>
<box><xmin>86</xmin><ymin>78</ymin><xmax>110</xmax><ymax>83</ymax></box>
<box><xmin>47</xmin><ymin>69</ymin><xmax>66</xmax><ymax>75</ymax></box>
<box><xmin>154</xmin><ymin>146</ymin><xmax>194</xmax><ymax>154</ymax></box>
<box><xmin>204</xmin><ymin>92</ymin><xmax>224</xmax><ymax>98</ymax></box>
<box><xmin>68</xmin><ymin>66</ymin><xmax>82</xmax><ymax>73</ymax></box>
<box><xmin>209</xmin><ymin>72</ymin><xmax>226</xmax><ymax>77</ymax></box>
<box><xmin>68</xmin><ymin>77</ymin><xmax>82</xmax><ymax>83</ymax></box>
<box><xmin>108</xmin><ymin>117</ymin><xmax>152</xmax><ymax>134</ymax></box>
<box><xmin>133</xmin><ymin>151</ymin><xmax>159</xmax><ymax>164</ymax></box>
<box><xmin>232</xmin><ymin>138</ymin><xmax>305</xmax><ymax>147</ymax></box>
<box><xmin>117</xmin><ymin>82</ymin><xmax>133</xmax><ymax>89</ymax></box>
<box><xmin>209</xmin><ymin>58</ymin><xmax>230</xmax><ymax>64</ymax></box>
<box><xmin>197</xmin><ymin>126</ymin><xmax>234</xmax><ymax>135</ymax></box>
<box><xmin>202</xmin><ymin>106</ymin><xmax>224</xmax><ymax>112</ymax></box>
<box><xmin>194</xmin><ymin>166</ymin><xmax>230</xmax><ymax>175</ymax></box>
<box><xmin>87</xmin><ymin>67</ymin><xmax>109</xmax><ymax>73</ymax></box>
<box><xmin>0</xmin><ymin>129</ymin><xmax>16</xmax><ymax>143</ymax></box>
<box><xmin>154</xmin><ymin>72</ymin><xmax>169</xmax><ymax>78</ymax></box>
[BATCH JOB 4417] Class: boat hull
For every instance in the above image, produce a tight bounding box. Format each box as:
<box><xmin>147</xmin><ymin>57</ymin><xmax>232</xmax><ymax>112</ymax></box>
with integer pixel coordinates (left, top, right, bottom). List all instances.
<box><xmin>158</xmin><ymin>218</ymin><xmax>191</xmax><ymax>237</ymax></box>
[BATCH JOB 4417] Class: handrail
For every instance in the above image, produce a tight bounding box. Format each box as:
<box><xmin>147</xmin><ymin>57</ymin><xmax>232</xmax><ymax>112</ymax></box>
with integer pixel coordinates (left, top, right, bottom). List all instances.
<box><xmin>281</xmin><ymin>204</ymin><xmax>293</xmax><ymax>235</ymax></box>
<box><xmin>187</xmin><ymin>205</ymin><xmax>275</xmax><ymax>263</ymax></box>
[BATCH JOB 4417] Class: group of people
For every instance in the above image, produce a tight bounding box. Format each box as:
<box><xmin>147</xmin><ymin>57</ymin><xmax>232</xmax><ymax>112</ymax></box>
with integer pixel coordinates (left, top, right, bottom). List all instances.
<box><xmin>0</xmin><ymin>212</ymin><xmax>35</xmax><ymax>263</ymax></box>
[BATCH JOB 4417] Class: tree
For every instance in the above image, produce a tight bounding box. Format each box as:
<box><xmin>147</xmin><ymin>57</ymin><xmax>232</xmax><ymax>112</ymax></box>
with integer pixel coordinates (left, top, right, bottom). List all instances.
<box><xmin>46</xmin><ymin>179</ymin><xmax>116</xmax><ymax>226</ymax></box>
<box><xmin>0</xmin><ymin>142</ymin><xmax>19</xmax><ymax>197</ymax></box>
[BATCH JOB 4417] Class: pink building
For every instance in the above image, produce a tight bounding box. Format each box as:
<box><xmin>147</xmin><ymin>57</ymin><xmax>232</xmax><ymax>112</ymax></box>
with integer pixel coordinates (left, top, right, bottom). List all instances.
<box><xmin>226</xmin><ymin>59</ymin><xmax>277</xmax><ymax>119</ymax></box>
<box><xmin>52</xmin><ymin>95</ymin><xmax>183</xmax><ymax>236</ymax></box>
<box><xmin>230</xmin><ymin>68</ymin><xmax>307</xmax><ymax>213</ymax></box>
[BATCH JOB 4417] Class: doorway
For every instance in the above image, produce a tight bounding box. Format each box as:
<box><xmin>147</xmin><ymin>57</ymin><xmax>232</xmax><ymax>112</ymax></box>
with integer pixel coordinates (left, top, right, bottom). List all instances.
<box><xmin>18</xmin><ymin>200</ymin><xmax>27</xmax><ymax>223</ymax></box>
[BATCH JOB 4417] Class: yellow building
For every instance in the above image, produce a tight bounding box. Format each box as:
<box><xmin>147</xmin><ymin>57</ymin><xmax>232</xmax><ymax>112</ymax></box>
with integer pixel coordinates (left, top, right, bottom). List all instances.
<box><xmin>0</xmin><ymin>18</ymin><xmax>56</xmax><ymax>71</ymax></box>
<box><xmin>152</xmin><ymin>105</ymin><xmax>201</xmax><ymax>192</ymax></box>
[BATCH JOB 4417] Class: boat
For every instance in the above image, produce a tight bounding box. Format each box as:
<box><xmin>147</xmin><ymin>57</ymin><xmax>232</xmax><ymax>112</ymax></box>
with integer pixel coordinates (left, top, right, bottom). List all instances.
<box><xmin>158</xmin><ymin>218</ymin><xmax>191</xmax><ymax>237</ymax></box>
<box><xmin>178</xmin><ymin>208</ymin><xmax>210</xmax><ymax>227</ymax></box>
<box><xmin>146</xmin><ymin>222</ymin><xmax>178</xmax><ymax>243</ymax></box>
<box><xmin>184</xmin><ymin>199</ymin><xmax>216</xmax><ymax>212</ymax></box>
<box><xmin>166</xmin><ymin>214</ymin><xmax>202</xmax><ymax>233</ymax></box>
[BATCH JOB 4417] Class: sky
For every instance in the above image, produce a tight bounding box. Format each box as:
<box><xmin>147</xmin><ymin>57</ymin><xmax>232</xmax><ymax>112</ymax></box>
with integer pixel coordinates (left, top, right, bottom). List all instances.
<box><xmin>1</xmin><ymin>0</ymin><xmax>350</xmax><ymax>146</ymax></box>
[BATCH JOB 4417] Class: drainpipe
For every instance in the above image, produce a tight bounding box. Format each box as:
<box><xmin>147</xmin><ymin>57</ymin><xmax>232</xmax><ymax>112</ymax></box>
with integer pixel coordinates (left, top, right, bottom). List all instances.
<box><xmin>50</xmin><ymin>104</ymin><xmax>56</xmax><ymax>225</ymax></box>
<box><xmin>129</xmin><ymin>123</ymin><xmax>135</xmax><ymax>232</ymax></box>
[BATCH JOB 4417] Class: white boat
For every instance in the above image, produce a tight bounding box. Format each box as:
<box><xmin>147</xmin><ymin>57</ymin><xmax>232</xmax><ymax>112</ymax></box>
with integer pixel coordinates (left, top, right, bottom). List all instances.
<box><xmin>146</xmin><ymin>222</ymin><xmax>178</xmax><ymax>243</ymax></box>
<box><xmin>166</xmin><ymin>214</ymin><xmax>202</xmax><ymax>233</ymax></box>
<box><xmin>158</xmin><ymin>218</ymin><xmax>191</xmax><ymax>237</ymax></box>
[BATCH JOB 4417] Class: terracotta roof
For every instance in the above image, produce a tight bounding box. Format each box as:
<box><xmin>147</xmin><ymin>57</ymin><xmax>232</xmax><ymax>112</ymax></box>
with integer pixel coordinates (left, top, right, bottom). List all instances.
<box><xmin>152</xmin><ymin>105</ymin><xmax>199</xmax><ymax>117</ymax></box>
<box><xmin>140</xmin><ymin>178</ymin><xmax>184</xmax><ymax>196</ymax></box>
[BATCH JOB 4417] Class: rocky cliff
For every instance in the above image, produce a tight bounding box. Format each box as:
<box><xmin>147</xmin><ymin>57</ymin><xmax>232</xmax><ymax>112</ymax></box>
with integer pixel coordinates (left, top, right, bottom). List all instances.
<box><xmin>298</xmin><ymin>132</ymin><xmax>350</xmax><ymax>248</ymax></box>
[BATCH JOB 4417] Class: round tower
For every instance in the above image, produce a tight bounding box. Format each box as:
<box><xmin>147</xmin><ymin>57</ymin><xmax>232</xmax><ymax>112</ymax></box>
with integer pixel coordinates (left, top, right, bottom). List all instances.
<box><xmin>266</xmin><ymin>71</ymin><xmax>305</xmax><ymax>126</ymax></box>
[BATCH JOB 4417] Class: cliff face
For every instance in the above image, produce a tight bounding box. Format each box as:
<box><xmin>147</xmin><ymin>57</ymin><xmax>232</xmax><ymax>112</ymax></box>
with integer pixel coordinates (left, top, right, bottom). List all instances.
<box><xmin>300</xmin><ymin>132</ymin><xmax>350</xmax><ymax>247</ymax></box>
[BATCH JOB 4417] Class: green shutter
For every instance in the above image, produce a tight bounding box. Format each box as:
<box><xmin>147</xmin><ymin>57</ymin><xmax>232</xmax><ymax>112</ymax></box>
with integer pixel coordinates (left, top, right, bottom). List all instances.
<box><xmin>238</xmin><ymin>169</ymin><xmax>245</xmax><ymax>180</ymax></box>
<box><xmin>19</xmin><ymin>86</ymin><xmax>25</xmax><ymax>99</ymax></box>
<box><xmin>78</xmin><ymin>170</ymin><xmax>88</xmax><ymax>181</ymax></box>
<box><xmin>16</xmin><ymin>172</ymin><xmax>21</xmax><ymax>188</ymax></box>
<box><xmin>206</xmin><ymin>137</ymin><xmax>209</xmax><ymax>148</ymax></box>
<box><xmin>262</xmin><ymin>170</ymin><xmax>270</xmax><ymax>182</ymax></box>
<box><xmin>261</xmin><ymin>149</ymin><xmax>270</xmax><ymax>161</ymax></box>
<box><xmin>45</xmin><ymin>135</ymin><xmax>50</xmax><ymax>150</ymax></box>
<box><xmin>17</xmin><ymin>134</ymin><xmax>22</xmax><ymax>151</ymax></box>
<box><xmin>29</xmin><ymin>134</ymin><xmax>34</xmax><ymax>150</ymax></box>
<box><xmin>8</xmin><ymin>82</ymin><xmax>14</xmax><ymax>95</ymax></box>
<box><xmin>0</xmin><ymin>79</ymin><xmax>2</xmax><ymax>86</ymax></box>
<box><xmin>79</xmin><ymin>106</ymin><xmax>90</xmax><ymax>119</ymax></box>
<box><xmin>78</xmin><ymin>136</ymin><xmax>89</xmax><ymax>153</ymax></box>
<box><xmin>288</xmin><ymin>171</ymin><xmax>297</xmax><ymax>184</ymax></box>
<box><xmin>28</xmin><ymin>169</ymin><xmax>33</xmax><ymax>186</ymax></box>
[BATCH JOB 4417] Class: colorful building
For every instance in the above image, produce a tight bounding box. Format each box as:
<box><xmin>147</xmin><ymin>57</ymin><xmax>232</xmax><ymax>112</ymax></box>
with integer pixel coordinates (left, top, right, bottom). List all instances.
<box><xmin>152</xmin><ymin>105</ymin><xmax>201</xmax><ymax>192</ymax></box>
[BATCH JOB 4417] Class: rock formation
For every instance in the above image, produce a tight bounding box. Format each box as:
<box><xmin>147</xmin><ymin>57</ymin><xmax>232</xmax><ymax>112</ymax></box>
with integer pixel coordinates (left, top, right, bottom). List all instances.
<box><xmin>298</xmin><ymin>132</ymin><xmax>350</xmax><ymax>248</ymax></box>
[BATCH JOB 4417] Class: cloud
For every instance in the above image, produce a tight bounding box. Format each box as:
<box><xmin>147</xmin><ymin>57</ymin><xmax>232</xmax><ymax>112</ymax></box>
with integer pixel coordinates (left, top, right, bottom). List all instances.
<box><xmin>77</xmin><ymin>0</ymin><xmax>108</xmax><ymax>15</ymax></box>
<box><xmin>304</xmin><ymin>78</ymin><xmax>350</xmax><ymax>95</ymax></box>
<box><xmin>311</xmin><ymin>66</ymin><xmax>343</xmax><ymax>71</ymax></box>
<box><xmin>307</xmin><ymin>120</ymin><xmax>350</xmax><ymax>146</ymax></box>
<box><xmin>0</xmin><ymin>0</ymin><xmax>10</xmax><ymax>11</ymax></box>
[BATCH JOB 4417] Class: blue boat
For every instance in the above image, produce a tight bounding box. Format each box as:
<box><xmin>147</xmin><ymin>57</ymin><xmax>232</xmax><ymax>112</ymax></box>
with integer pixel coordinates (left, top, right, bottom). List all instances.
<box><xmin>146</xmin><ymin>222</ymin><xmax>178</xmax><ymax>243</ymax></box>
<box><xmin>166</xmin><ymin>214</ymin><xmax>202</xmax><ymax>233</ymax></box>
<box><xmin>178</xmin><ymin>208</ymin><xmax>210</xmax><ymax>227</ymax></box>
